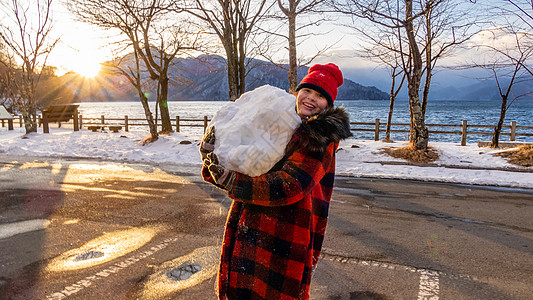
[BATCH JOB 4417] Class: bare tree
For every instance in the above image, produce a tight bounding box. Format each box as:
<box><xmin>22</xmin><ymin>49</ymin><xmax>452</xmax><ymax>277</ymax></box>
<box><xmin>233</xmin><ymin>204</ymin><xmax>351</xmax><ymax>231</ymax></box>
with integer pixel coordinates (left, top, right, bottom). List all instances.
<box><xmin>68</xmin><ymin>0</ymin><xmax>200</xmax><ymax>137</ymax></box>
<box><xmin>502</xmin><ymin>0</ymin><xmax>533</xmax><ymax>76</ymax></box>
<box><xmin>186</xmin><ymin>0</ymin><xmax>270</xmax><ymax>101</ymax></box>
<box><xmin>0</xmin><ymin>54</ymin><xmax>18</xmax><ymax>113</ymax></box>
<box><xmin>470</xmin><ymin>27</ymin><xmax>533</xmax><ymax>147</ymax></box>
<box><xmin>273</xmin><ymin>0</ymin><xmax>330</xmax><ymax>92</ymax></box>
<box><xmin>501</xmin><ymin>0</ymin><xmax>533</xmax><ymax>29</ymax></box>
<box><xmin>0</xmin><ymin>44</ymin><xmax>14</xmax><ymax>110</ymax></box>
<box><xmin>0</xmin><ymin>0</ymin><xmax>59</xmax><ymax>133</ymax></box>
<box><xmin>104</xmin><ymin>48</ymin><xmax>161</xmax><ymax>141</ymax></box>
<box><xmin>131</xmin><ymin>5</ymin><xmax>203</xmax><ymax>132</ymax></box>
<box><xmin>341</xmin><ymin>3</ymin><xmax>407</xmax><ymax>141</ymax></box>
<box><xmin>331</xmin><ymin>0</ymin><xmax>477</xmax><ymax>150</ymax></box>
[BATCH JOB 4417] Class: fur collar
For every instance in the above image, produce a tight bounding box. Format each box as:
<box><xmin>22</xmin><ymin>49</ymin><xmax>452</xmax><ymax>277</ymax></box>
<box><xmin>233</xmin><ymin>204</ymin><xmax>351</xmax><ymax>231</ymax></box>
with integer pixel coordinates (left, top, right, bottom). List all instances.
<box><xmin>295</xmin><ymin>106</ymin><xmax>352</xmax><ymax>153</ymax></box>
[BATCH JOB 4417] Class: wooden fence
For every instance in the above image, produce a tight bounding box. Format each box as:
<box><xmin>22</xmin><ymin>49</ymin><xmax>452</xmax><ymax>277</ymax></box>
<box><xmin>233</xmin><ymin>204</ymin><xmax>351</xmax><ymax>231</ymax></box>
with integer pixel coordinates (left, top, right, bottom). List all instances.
<box><xmin>353</xmin><ymin>119</ymin><xmax>533</xmax><ymax>146</ymax></box>
<box><xmin>79</xmin><ymin>115</ymin><xmax>210</xmax><ymax>133</ymax></box>
<box><xmin>2</xmin><ymin>114</ymin><xmax>533</xmax><ymax>146</ymax></box>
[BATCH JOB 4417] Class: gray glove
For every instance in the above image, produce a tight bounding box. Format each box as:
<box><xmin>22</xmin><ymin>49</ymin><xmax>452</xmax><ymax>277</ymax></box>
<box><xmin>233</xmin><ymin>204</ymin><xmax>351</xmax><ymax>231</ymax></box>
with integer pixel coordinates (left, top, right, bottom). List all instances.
<box><xmin>204</xmin><ymin>152</ymin><xmax>236</xmax><ymax>191</ymax></box>
<box><xmin>199</xmin><ymin>126</ymin><xmax>216</xmax><ymax>162</ymax></box>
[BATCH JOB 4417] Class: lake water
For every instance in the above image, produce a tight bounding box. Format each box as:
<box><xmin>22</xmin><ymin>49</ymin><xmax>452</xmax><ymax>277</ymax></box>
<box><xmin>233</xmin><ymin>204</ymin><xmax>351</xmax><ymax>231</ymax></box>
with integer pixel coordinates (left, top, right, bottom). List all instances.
<box><xmin>76</xmin><ymin>100</ymin><xmax>533</xmax><ymax>143</ymax></box>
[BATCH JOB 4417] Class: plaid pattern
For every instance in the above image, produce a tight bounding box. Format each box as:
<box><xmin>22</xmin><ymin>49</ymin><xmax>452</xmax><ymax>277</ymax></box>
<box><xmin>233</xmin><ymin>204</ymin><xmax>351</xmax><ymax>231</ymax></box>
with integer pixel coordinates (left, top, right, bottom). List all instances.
<box><xmin>202</xmin><ymin>131</ymin><xmax>338</xmax><ymax>300</ymax></box>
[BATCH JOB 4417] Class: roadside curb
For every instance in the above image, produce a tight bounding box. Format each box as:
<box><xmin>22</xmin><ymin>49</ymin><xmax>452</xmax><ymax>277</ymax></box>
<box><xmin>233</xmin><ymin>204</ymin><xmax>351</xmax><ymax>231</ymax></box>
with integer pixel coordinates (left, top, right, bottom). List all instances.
<box><xmin>365</xmin><ymin>161</ymin><xmax>533</xmax><ymax>173</ymax></box>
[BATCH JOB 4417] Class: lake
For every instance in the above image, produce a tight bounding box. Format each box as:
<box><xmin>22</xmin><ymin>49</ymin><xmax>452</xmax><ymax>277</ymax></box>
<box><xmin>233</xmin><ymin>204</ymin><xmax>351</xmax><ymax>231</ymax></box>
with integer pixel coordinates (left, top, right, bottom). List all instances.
<box><xmin>76</xmin><ymin>99</ymin><xmax>533</xmax><ymax>143</ymax></box>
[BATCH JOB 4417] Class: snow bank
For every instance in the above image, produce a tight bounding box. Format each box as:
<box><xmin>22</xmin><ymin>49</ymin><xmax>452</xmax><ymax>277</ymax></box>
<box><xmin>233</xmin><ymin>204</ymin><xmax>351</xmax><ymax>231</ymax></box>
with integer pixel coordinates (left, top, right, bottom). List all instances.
<box><xmin>208</xmin><ymin>85</ymin><xmax>301</xmax><ymax>176</ymax></box>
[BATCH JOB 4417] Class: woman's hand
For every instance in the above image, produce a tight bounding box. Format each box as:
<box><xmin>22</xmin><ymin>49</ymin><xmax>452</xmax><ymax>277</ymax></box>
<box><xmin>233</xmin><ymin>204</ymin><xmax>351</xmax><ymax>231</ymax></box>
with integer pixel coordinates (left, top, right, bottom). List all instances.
<box><xmin>204</xmin><ymin>152</ymin><xmax>236</xmax><ymax>191</ymax></box>
<box><xmin>199</xmin><ymin>126</ymin><xmax>216</xmax><ymax>161</ymax></box>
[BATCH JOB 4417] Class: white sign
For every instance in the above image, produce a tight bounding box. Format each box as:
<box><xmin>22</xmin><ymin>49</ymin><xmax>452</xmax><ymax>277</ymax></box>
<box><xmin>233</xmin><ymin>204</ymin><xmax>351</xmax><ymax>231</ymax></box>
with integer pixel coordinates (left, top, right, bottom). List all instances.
<box><xmin>0</xmin><ymin>105</ymin><xmax>13</xmax><ymax>119</ymax></box>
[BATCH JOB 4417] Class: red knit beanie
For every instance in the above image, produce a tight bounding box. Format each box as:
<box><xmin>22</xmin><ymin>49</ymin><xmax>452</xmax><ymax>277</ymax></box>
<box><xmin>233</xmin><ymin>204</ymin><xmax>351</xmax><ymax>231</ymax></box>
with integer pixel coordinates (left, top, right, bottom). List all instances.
<box><xmin>296</xmin><ymin>63</ymin><xmax>343</xmax><ymax>105</ymax></box>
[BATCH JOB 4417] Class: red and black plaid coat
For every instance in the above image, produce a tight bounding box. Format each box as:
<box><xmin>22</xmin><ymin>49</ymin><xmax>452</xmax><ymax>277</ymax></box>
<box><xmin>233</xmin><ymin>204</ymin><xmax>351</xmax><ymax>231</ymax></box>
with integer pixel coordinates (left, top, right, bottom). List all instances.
<box><xmin>202</xmin><ymin>107</ymin><xmax>351</xmax><ymax>300</ymax></box>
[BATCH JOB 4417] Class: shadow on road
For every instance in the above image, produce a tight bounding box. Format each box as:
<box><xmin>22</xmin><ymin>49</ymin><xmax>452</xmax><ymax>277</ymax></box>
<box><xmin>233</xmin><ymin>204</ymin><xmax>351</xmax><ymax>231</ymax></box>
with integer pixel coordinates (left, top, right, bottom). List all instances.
<box><xmin>0</xmin><ymin>158</ymin><xmax>228</xmax><ymax>300</ymax></box>
<box><xmin>0</xmin><ymin>160</ymin><xmax>69</xmax><ymax>299</ymax></box>
<box><xmin>319</xmin><ymin>178</ymin><xmax>532</xmax><ymax>299</ymax></box>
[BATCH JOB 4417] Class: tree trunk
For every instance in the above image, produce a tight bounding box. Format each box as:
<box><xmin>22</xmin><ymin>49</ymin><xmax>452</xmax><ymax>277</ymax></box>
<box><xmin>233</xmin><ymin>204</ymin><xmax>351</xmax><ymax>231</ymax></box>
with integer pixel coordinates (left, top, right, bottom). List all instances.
<box><xmin>20</xmin><ymin>95</ymin><xmax>37</xmax><ymax>134</ymax></box>
<box><xmin>22</xmin><ymin>111</ymin><xmax>37</xmax><ymax>133</ymax></box>
<box><xmin>238</xmin><ymin>46</ymin><xmax>246</xmax><ymax>97</ymax></box>
<box><xmin>139</xmin><ymin>91</ymin><xmax>158</xmax><ymax>141</ymax></box>
<box><xmin>408</xmin><ymin>83</ymin><xmax>429</xmax><ymax>149</ymax></box>
<box><xmin>237</xmin><ymin>20</ymin><xmax>247</xmax><ymax>98</ymax></box>
<box><xmin>288</xmin><ymin>13</ymin><xmax>298</xmax><ymax>93</ymax></box>
<box><xmin>158</xmin><ymin>76</ymin><xmax>172</xmax><ymax>132</ymax></box>
<box><xmin>490</xmin><ymin>94</ymin><xmax>508</xmax><ymax>148</ymax></box>
<box><xmin>405</xmin><ymin>0</ymin><xmax>429</xmax><ymax>150</ymax></box>
<box><xmin>385</xmin><ymin>81</ymin><xmax>396</xmax><ymax>141</ymax></box>
<box><xmin>422</xmin><ymin>7</ymin><xmax>433</xmax><ymax>116</ymax></box>
<box><xmin>422</xmin><ymin>68</ymin><xmax>432</xmax><ymax>116</ymax></box>
<box><xmin>226</xmin><ymin>47</ymin><xmax>240</xmax><ymax>101</ymax></box>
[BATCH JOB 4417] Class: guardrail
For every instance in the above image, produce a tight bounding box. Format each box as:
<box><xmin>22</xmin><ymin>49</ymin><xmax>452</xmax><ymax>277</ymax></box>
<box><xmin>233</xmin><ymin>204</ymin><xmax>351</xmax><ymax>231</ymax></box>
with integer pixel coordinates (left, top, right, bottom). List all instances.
<box><xmin>3</xmin><ymin>115</ymin><xmax>532</xmax><ymax>145</ymax></box>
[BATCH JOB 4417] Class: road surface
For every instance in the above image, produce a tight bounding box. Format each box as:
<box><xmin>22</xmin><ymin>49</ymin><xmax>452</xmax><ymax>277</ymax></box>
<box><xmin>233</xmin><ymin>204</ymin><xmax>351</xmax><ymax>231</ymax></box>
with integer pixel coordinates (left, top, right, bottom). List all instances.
<box><xmin>0</xmin><ymin>155</ymin><xmax>531</xmax><ymax>299</ymax></box>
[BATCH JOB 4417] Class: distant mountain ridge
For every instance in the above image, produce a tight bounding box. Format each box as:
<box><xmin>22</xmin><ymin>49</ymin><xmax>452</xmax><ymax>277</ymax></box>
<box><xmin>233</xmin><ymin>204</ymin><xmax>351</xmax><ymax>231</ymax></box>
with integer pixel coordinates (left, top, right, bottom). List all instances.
<box><xmin>62</xmin><ymin>54</ymin><xmax>389</xmax><ymax>101</ymax></box>
<box><xmin>429</xmin><ymin>79</ymin><xmax>533</xmax><ymax>101</ymax></box>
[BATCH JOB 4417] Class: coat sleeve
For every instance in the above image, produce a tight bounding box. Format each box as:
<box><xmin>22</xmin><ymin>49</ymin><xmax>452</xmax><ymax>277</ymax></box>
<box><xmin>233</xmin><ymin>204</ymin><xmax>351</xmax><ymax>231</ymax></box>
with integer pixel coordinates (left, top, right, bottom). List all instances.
<box><xmin>226</xmin><ymin>142</ymin><xmax>338</xmax><ymax>207</ymax></box>
<box><xmin>201</xmin><ymin>162</ymin><xmax>215</xmax><ymax>184</ymax></box>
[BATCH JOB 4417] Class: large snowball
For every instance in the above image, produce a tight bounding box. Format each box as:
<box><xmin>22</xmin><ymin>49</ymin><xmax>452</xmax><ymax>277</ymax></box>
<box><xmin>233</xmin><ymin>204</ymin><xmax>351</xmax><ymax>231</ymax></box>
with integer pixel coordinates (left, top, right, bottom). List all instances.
<box><xmin>209</xmin><ymin>85</ymin><xmax>302</xmax><ymax>177</ymax></box>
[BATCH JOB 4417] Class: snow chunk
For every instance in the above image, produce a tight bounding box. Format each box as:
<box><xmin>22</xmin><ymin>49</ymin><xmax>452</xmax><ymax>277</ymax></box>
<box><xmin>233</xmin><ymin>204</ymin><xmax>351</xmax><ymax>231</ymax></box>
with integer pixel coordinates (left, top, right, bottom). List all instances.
<box><xmin>209</xmin><ymin>85</ymin><xmax>301</xmax><ymax>176</ymax></box>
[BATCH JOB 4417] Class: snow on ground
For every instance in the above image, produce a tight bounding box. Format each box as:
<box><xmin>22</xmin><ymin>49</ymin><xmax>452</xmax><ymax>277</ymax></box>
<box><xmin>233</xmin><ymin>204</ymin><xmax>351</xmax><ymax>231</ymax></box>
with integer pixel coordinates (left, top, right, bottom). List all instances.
<box><xmin>1</xmin><ymin>126</ymin><xmax>532</xmax><ymax>189</ymax></box>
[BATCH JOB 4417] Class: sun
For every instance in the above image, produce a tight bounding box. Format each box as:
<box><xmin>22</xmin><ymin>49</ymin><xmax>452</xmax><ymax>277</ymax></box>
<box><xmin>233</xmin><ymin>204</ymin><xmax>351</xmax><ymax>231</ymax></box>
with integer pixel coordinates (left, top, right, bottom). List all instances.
<box><xmin>74</xmin><ymin>61</ymin><xmax>102</xmax><ymax>78</ymax></box>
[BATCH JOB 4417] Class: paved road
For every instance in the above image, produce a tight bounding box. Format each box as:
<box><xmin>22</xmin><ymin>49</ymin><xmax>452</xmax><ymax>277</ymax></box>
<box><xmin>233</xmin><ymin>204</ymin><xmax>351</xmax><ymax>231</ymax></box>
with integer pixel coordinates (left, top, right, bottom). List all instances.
<box><xmin>0</xmin><ymin>155</ymin><xmax>532</xmax><ymax>300</ymax></box>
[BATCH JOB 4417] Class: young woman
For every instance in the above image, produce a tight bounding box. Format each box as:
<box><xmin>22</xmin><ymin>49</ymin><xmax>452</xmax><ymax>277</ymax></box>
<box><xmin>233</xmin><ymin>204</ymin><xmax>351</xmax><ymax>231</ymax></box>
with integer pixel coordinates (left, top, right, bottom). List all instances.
<box><xmin>201</xmin><ymin>63</ymin><xmax>352</xmax><ymax>300</ymax></box>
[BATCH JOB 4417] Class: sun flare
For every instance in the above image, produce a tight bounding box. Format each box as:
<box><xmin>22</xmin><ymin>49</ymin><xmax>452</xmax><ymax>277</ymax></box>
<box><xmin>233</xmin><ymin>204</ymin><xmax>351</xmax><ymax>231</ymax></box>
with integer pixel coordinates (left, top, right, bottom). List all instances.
<box><xmin>74</xmin><ymin>61</ymin><xmax>102</xmax><ymax>78</ymax></box>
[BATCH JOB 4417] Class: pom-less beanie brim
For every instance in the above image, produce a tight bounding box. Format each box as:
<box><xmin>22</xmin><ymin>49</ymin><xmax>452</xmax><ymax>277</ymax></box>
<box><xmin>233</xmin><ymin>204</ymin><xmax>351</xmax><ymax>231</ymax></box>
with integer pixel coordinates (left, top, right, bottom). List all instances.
<box><xmin>295</xmin><ymin>82</ymin><xmax>333</xmax><ymax>106</ymax></box>
<box><xmin>296</xmin><ymin>63</ymin><xmax>343</xmax><ymax>105</ymax></box>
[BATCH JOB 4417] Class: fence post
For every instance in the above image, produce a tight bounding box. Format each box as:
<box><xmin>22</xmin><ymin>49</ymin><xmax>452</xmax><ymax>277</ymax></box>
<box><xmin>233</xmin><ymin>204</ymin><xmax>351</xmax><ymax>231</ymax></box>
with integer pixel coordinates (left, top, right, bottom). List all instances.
<box><xmin>43</xmin><ymin>113</ymin><xmax>49</xmax><ymax>134</ymax></box>
<box><xmin>510</xmin><ymin>121</ymin><xmax>516</xmax><ymax>141</ymax></box>
<box><xmin>79</xmin><ymin>115</ymin><xmax>83</xmax><ymax>129</ymax></box>
<box><xmin>101</xmin><ymin>115</ymin><xmax>105</xmax><ymax>125</ymax></box>
<box><xmin>73</xmin><ymin>109</ymin><xmax>79</xmax><ymax>131</ymax></box>
<box><xmin>204</xmin><ymin>116</ymin><xmax>208</xmax><ymax>133</ymax></box>
<box><xmin>19</xmin><ymin>115</ymin><xmax>22</xmax><ymax>127</ymax></box>
<box><xmin>461</xmin><ymin>120</ymin><xmax>468</xmax><ymax>146</ymax></box>
<box><xmin>125</xmin><ymin>115</ymin><xmax>129</xmax><ymax>132</ymax></box>
<box><xmin>374</xmin><ymin>119</ymin><xmax>380</xmax><ymax>141</ymax></box>
<box><xmin>176</xmin><ymin>116</ymin><xmax>180</xmax><ymax>132</ymax></box>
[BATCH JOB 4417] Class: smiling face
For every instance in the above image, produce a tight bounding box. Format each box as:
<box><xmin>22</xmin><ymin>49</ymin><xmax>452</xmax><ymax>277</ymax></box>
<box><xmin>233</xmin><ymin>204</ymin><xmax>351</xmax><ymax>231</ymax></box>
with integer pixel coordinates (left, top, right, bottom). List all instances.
<box><xmin>296</xmin><ymin>88</ymin><xmax>329</xmax><ymax>119</ymax></box>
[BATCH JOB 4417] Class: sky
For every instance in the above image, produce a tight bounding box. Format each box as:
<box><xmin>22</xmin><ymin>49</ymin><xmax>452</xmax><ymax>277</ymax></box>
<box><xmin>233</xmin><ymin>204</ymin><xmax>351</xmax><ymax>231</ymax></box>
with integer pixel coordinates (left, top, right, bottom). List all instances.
<box><xmin>1</xmin><ymin>125</ymin><xmax>532</xmax><ymax>189</ymax></box>
<box><xmin>48</xmin><ymin>5</ymin><xmax>114</xmax><ymax>77</ymax></box>
<box><xmin>1</xmin><ymin>0</ymin><xmax>525</xmax><ymax>93</ymax></box>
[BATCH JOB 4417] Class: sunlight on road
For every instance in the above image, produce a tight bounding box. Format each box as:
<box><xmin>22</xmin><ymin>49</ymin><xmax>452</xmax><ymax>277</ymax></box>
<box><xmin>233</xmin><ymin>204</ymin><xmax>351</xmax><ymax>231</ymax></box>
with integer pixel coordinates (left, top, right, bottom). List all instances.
<box><xmin>56</xmin><ymin>163</ymin><xmax>185</xmax><ymax>199</ymax></box>
<box><xmin>140</xmin><ymin>246</ymin><xmax>220</xmax><ymax>298</ymax></box>
<box><xmin>0</xmin><ymin>219</ymin><xmax>51</xmax><ymax>239</ymax></box>
<box><xmin>0</xmin><ymin>161</ymin><xmax>16</xmax><ymax>172</ymax></box>
<box><xmin>18</xmin><ymin>161</ymin><xmax>63</xmax><ymax>175</ymax></box>
<box><xmin>46</xmin><ymin>225</ymin><xmax>165</xmax><ymax>272</ymax></box>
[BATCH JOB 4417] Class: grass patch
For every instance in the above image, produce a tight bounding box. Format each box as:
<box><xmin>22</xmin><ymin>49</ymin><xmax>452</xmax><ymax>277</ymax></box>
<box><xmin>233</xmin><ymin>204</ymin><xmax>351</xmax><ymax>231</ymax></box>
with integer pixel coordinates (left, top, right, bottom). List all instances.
<box><xmin>493</xmin><ymin>145</ymin><xmax>533</xmax><ymax>167</ymax></box>
<box><xmin>381</xmin><ymin>145</ymin><xmax>440</xmax><ymax>163</ymax></box>
<box><xmin>141</xmin><ymin>135</ymin><xmax>158</xmax><ymax>145</ymax></box>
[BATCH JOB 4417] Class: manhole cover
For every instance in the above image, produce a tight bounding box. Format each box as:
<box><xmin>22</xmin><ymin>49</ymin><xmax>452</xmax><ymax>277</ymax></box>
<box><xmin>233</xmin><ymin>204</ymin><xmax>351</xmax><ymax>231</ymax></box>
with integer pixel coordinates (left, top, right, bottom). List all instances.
<box><xmin>74</xmin><ymin>250</ymin><xmax>105</xmax><ymax>261</ymax></box>
<box><xmin>166</xmin><ymin>263</ymin><xmax>202</xmax><ymax>281</ymax></box>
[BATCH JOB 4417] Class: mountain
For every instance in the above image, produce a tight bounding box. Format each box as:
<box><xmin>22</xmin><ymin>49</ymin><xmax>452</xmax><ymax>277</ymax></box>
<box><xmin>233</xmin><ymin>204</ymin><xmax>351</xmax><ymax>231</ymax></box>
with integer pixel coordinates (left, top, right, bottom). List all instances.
<box><xmin>429</xmin><ymin>79</ymin><xmax>533</xmax><ymax>101</ymax></box>
<box><xmin>60</xmin><ymin>54</ymin><xmax>389</xmax><ymax>102</ymax></box>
